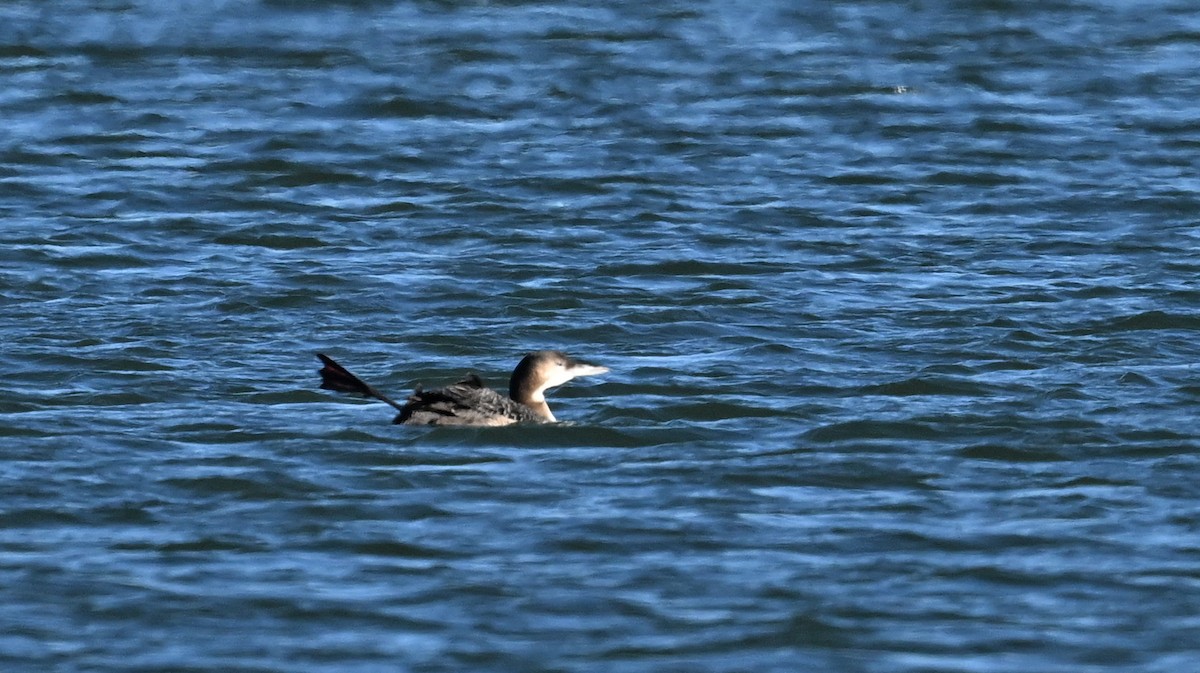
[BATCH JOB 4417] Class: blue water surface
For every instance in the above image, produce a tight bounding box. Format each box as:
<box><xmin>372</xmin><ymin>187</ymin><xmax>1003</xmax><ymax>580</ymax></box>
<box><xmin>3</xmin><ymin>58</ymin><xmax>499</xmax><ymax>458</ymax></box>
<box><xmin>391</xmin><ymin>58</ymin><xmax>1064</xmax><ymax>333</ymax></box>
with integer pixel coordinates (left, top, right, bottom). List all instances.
<box><xmin>2</xmin><ymin>1</ymin><xmax>1199</xmax><ymax>672</ymax></box>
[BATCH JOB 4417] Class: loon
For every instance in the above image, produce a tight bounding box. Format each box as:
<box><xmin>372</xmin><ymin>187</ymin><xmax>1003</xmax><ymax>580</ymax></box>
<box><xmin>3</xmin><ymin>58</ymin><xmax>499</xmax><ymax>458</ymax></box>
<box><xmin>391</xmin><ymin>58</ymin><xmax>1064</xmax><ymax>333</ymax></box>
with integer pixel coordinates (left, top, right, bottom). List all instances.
<box><xmin>316</xmin><ymin>351</ymin><xmax>608</xmax><ymax>426</ymax></box>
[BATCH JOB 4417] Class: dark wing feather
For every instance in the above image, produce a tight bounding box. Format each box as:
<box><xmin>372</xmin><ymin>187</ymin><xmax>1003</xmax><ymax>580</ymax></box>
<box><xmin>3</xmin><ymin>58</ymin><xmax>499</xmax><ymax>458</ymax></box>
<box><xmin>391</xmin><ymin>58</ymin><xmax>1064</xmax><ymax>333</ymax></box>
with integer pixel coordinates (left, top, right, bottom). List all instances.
<box><xmin>457</xmin><ymin>373</ymin><xmax>486</xmax><ymax>389</ymax></box>
<box><xmin>317</xmin><ymin>353</ymin><xmax>371</xmax><ymax>395</ymax></box>
<box><xmin>395</xmin><ymin>381</ymin><xmax>545</xmax><ymax>426</ymax></box>
<box><xmin>316</xmin><ymin>353</ymin><xmax>405</xmax><ymax>412</ymax></box>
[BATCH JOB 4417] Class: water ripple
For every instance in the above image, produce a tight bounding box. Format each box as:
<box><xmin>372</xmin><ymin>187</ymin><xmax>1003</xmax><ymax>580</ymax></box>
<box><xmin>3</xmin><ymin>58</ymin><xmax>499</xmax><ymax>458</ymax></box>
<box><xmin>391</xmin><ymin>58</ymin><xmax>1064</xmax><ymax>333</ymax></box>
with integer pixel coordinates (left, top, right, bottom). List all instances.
<box><xmin>3</xmin><ymin>1</ymin><xmax>1200</xmax><ymax>671</ymax></box>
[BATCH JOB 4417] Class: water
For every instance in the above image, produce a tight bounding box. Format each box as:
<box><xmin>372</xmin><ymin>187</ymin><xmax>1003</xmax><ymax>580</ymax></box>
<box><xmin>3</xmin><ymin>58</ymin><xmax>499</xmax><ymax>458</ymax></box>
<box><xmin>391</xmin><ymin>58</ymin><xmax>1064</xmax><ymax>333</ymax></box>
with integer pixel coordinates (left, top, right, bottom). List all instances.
<box><xmin>3</xmin><ymin>1</ymin><xmax>1199</xmax><ymax>671</ymax></box>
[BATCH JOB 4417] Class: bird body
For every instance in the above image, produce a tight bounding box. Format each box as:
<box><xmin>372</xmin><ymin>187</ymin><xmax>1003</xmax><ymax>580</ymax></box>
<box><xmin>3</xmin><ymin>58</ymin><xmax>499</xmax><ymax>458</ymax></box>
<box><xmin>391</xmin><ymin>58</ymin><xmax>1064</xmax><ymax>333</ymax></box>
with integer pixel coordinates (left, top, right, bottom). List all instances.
<box><xmin>317</xmin><ymin>351</ymin><xmax>607</xmax><ymax>426</ymax></box>
<box><xmin>395</xmin><ymin>375</ymin><xmax>545</xmax><ymax>426</ymax></box>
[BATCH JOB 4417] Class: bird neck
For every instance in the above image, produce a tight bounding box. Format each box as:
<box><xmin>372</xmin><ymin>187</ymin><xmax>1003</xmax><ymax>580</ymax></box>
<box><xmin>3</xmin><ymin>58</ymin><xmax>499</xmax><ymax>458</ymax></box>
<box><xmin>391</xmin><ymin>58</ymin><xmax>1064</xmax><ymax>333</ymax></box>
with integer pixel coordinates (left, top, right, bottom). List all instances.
<box><xmin>510</xmin><ymin>381</ymin><xmax>555</xmax><ymax>421</ymax></box>
<box><xmin>525</xmin><ymin>399</ymin><xmax>554</xmax><ymax>421</ymax></box>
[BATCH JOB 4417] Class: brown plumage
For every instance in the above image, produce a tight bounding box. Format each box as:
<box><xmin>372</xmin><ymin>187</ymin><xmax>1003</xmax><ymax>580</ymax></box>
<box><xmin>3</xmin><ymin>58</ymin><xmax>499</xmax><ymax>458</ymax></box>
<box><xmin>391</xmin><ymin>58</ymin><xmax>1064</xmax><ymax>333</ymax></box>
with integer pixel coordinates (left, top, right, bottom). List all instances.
<box><xmin>316</xmin><ymin>351</ymin><xmax>608</xmax><ymax>426</ymax></box>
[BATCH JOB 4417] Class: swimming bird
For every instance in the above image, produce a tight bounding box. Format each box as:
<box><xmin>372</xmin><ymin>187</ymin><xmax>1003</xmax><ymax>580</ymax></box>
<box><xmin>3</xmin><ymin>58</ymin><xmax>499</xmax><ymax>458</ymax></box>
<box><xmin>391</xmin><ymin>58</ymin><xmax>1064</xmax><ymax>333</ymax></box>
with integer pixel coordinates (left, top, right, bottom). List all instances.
<box><xmin>316</xmin><ymin>351</ymin><xmax>608</xmax><ymax>426</ymax></box>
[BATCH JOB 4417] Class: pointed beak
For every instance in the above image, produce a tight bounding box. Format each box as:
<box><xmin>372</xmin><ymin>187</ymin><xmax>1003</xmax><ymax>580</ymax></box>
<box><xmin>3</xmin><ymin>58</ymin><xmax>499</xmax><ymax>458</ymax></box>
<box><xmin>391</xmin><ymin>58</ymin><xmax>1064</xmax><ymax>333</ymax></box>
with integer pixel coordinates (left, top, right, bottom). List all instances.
<box><xmin>567</xmin><ymin>362</ymin><xmax>609</xmax><ymax>378</ymax></box>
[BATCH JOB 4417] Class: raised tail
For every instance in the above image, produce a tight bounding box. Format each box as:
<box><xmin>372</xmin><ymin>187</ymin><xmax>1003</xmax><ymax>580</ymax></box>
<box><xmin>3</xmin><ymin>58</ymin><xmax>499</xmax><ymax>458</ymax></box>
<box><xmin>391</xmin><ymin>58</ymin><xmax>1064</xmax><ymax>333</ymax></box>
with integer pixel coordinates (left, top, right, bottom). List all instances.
<box><xmin>316</xmin><ymin>353</ymin><xmax>406</xmax><ymax>413</ymax></box>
